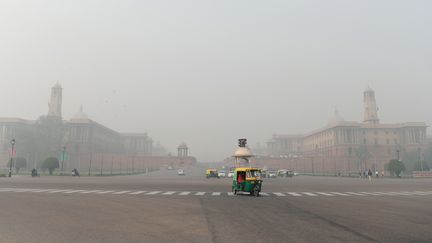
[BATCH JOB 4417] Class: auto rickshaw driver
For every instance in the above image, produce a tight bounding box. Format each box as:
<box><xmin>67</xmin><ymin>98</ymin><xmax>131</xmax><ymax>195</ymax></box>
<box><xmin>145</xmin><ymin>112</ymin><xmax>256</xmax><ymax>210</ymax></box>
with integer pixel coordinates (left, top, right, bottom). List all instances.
<box><xmin>237</xmin><ymin>171</ymin><xmax>246</xmax><ymax>190</ymax></box>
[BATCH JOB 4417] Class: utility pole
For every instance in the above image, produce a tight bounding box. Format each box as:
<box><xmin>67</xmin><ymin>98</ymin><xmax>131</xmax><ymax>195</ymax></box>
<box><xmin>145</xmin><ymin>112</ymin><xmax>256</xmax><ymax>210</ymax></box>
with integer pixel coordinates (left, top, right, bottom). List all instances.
<box><xmin>60</xmin><ymin>146</ymin><xmax>66</xmax><ymax>176</ymax></box>
<box><xmin>9</xmin><ymin>138</ymin><xmax>15</xmax><ymax>177</ymax></box>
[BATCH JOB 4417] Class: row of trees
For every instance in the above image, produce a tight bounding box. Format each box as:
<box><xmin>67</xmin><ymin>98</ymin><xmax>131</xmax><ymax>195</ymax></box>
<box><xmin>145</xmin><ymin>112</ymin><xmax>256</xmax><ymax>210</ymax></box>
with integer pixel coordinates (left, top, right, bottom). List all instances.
<box><xmin>8</xmin><ymin>157</ymin><xmax>60</xmax><ymax>175</ymax></box>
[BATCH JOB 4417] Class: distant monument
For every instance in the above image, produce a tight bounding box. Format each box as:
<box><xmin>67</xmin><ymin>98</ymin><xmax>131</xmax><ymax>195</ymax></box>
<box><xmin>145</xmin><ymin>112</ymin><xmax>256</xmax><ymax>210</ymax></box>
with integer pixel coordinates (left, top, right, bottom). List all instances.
<box><xmin>48</xmin><ymin>81</ymin><xmax>62</xmax><ymax>118</ymax></box>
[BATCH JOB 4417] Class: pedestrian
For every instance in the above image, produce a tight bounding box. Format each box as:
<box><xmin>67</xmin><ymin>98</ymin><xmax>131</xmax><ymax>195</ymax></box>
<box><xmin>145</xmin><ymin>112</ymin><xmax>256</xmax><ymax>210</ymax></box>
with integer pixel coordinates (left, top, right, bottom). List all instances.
<box><xmin>375</xmin><ymin>170</ymin><xmax>379</xmax><ymax>178</ymax></box>
<box><xmin>381</xmin><ymin>170</ymin><xmax>384</xmax><ymax>178</ymax></box>
<box><xmin>368</xmin><ymin>169</ymin><xmax>372</xmax><ymax>181</ymax></box>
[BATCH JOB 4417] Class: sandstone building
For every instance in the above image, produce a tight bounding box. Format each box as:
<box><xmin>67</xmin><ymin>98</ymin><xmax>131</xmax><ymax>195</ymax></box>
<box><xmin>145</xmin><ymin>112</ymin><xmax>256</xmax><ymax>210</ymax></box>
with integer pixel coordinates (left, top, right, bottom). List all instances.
<box><xmin>263</xmin><ymin>88</ymin><xmax>428</xmax><ymax>174</ymax></box>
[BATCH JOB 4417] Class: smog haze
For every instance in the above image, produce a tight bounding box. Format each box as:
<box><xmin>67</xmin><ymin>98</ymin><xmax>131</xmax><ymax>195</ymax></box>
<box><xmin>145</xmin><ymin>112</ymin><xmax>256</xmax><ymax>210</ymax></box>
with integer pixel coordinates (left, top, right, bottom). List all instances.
<box><xmin>0</xmin><ymin>0</ymin><xmax>431</xmax><ymax>161</ymax></box>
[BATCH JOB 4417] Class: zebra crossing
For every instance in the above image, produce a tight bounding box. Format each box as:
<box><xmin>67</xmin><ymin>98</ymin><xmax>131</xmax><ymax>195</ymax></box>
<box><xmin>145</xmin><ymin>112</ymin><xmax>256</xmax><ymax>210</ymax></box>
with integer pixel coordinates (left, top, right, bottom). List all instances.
<box><xmin>1</xmin><ymin>188</ymin><xmax>432</xmax><ymax>198</ymax></box>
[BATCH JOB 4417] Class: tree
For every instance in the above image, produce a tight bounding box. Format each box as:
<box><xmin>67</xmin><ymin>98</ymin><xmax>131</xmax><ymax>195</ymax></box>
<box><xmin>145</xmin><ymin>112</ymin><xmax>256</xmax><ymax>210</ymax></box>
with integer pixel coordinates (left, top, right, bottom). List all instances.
<box><xmin>42</xmin><ymin>157</ymin><xmax>59</xmax><ymax>175</ymax></box>
<box><xmin>385</xmin><ymin>159</ymin><xmax>406</xmax><ymax>177</ymax></box>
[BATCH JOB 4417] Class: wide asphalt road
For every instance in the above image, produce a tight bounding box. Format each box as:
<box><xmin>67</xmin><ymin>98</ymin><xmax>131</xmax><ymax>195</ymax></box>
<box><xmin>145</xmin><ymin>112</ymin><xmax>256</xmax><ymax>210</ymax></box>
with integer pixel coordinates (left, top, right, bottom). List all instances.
<box><xmin>1</xmin><ymin>167</ymin><xmax>432</xmax><ymax>243</ymax></box>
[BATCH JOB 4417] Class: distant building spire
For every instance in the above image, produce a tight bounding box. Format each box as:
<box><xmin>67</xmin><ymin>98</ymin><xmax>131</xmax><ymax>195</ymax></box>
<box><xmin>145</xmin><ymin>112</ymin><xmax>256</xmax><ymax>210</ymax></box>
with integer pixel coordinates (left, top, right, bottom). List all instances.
<box><xmin>363</xmin><ymin>87</ymin><xmax>379</xmax><ymax>125</ymax></box>
<box><xmin>48</xmin><ymin>82</ymin><xmax>62</xmax><ymax>118</ymax></box>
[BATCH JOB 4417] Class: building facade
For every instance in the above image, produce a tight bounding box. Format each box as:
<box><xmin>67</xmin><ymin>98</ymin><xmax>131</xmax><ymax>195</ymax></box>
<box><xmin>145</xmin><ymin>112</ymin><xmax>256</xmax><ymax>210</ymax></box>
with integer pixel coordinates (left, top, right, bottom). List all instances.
<box><xmin>0</xmin><ymin>83</ymin><xmax>195</xmax><ymax>172</ymax></box>
<box><xmin>263</xmin><ymin>88</ymin><xmax>428</xmax><ymax>174</ymax></box>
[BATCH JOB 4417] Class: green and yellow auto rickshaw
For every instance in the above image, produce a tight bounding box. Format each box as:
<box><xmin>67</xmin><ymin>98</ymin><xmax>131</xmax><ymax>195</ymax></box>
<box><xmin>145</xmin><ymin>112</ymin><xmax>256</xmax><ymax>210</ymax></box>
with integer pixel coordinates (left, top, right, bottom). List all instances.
<box><xmin>206</xmin><ymin>169</ymin><xmax>219</xmax><ymax>179</ymax></box>
<box><xmin>232</xmin><ymin>167</ymin><xmax>263</xmax><ymax>196</ymax></box>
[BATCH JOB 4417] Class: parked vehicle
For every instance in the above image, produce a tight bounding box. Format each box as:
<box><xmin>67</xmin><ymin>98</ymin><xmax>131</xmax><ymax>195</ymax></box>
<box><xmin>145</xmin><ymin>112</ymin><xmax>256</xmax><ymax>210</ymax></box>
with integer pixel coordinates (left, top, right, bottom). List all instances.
<box><xmin>268</xmin><ymin>171</ymin><xmax>277</xmax><ymax>178</ymax></box>
<box><xmin>227</xmin><ymin>171</ymin><xmax>235</xmax><ymax>178</ymax></box>
<box><xmin>278</xmin><ymin>169</ymin><xmax>294</xmax><ymax>178</ymax></box>
<box><xmin>177</xmin><ymin>169</ymin><xmax>185</xmax><ymax>176</ymax></box>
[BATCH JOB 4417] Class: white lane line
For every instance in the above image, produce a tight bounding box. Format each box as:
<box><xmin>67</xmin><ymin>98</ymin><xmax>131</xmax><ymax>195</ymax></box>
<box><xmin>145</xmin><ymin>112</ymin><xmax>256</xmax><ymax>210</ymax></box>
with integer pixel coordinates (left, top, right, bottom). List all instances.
<box><xmin>287</xmin><ymin>192</ymin><xmax>302</xmax><ymax>197</ymax></box>
<box><xmin>146</xmin><ymin>191</ymin><xmax>162</xmax><ymax>195</ymax></box>
<box><xmin>302</xmin><ymin>192</ymin><xmax>318</xmax><ymax>196</ymax></box>
<box><xmin>195</xmin><ymin>192</ymin><xmax>206</xmax><ymax>196</ymax></box>
<box><xmin>345</xmin><ymin>192</ymin><xmax>366</xmax><ymax>196</ymax></box>
<box><xmin>80</xmin><ymin>190</ymin><xmax>101</xmax><ymax>194</ymax></box>
<box><xmin>227</xmin><ymin>192</ymin><xmax>234</xmax><ymax>196</ymax></box>
<box><xmin>64</xmin><ymin>190</ymin><xmax>86</xmax><ymax>194</ymax></box>
<box><xmin>212</xmin><ymin>192</ymin><xmax>221</xmax><ymax>196</ymax></box>
<box><xmin>330</xmin><ymin>192</ymin><xmax>350</xmax><ymax>196</ymax></box>
<box><xmin>179</xmin><ymin>192</ymin><xmax>191</xmax><ymax>196</ymax></box>
<box><xmin>260</xmin><ymin>192</ymin><xmax>269</xmax><ymax>196</ymax></box>
<box><xmin>273</xmin><ymin>192</ymin><xmax>286</xmax><ymax>197</ymax></box>
<box><xmin>129</xmin><ymin>191</ymin><xmax>147</xmax><ymax>195</ymax></box>
<box><xmin>162</xmin><ymin>191</ymin><xmax>176</xmax><ymax>195</ymax></box>
<box><xmin>316</xmin><ymin>192</ymin><xmax>335</xmax><ymax>196</ymax></box>
<box><xmin>360</xmin><ymin>192</ymin><xmax>381</xmax><ymax>196</ymax></box>
<box><xmin>48</xmin><ymin>190</ymin><xmax>70</xmax><ymax>193</ymax></box>
<box><xmin>413</xmin><ymin>191</ymin><xmax>432</xmax><ymax>195</ymax></box>
<box><xmin>0</xmin><ymin>188</ymin><xmax>14</xmax><ymax>192</ymax></box>
<box><xmin>12</xmin><ymin>189</ymin><xmax>34</xmax><ymax>192</ymax></box>
<box><xmin>96</xmin><ymin>191</ymin><xmax>115</xmax><ymax>194</ymax></box>
<box><xmin>32</xmin><ymin>189</ymin><xmax>52</xmax><ymax>193</ymax></box>
<box><xmin>113</xmin><ymin>191</ymin><xmax>132</xmax><ymax>195</ymax></box>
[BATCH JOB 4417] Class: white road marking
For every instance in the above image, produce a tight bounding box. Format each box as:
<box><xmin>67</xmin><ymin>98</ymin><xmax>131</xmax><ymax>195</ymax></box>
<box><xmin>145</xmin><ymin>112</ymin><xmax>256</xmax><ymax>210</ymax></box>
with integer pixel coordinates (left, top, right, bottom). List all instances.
<box><xmin>32</xmin><ymin>189</ymin><xmax>52</xmax><ymax>193</ymax></box>
<box><xmin>80</xmin><ymin>190</ymin><xmax>101</xmax><ymax>194</ymax></box>
<box><xmin>212</xmin><ymin>192</ymin><xmax>221</xmax><ymax>196</ymax></box>
<box><xmin>227</xmin><ymin>192</ymin><xmax>234</xmax><ymax>196</ymax></box>
<box><xmin>64</xmin><ymin>190</ymin><xmax>86</xmax><ymax>194</ymax></box>
<box><xmin>273</xmin><ymin>192</ymin><xmax>286</xmax><ymax>197</ymax></box>
<box><xmin>113</xmin><ymin>191</ymin><xmax>132</xmax><ymax>195</ymax></box>
<box><xmin>195</xmin><ymin>192</ymin><xmax>206</xmax><ymax>196</ymax></box>
<box><xmin>286</xmin><ymin>192</ymin><xmax>302</xmax><ymax>197</ymax></box>
<box><xmin>48</xmin><ymin>190</ymin><xmax>70</xmax><ymax>193</ymax></box>
<box><xmin>360</xmin><ymin>192</ymin><xmax>381</xmax><ymax>196</ymax></box>
<box><xmin>179</xmin><ymin>192</ymin><xmax>191</xmax><ymax>196</ymax></box>
<box><xmin>345</xmin><ymin>192</ymin><xmax>366</xmax><ymax>196</ymax></box>
<box><xmin>302</xmin><ymin>192</ymin><xmax>318</xmax><ymax>196</ymax></box>
<box><xmin>316</xmin><ymin>192</ymin><xmax>334</xmax><ymax>196</ymax></box>
<box><xmin>259</xmin><ymin>192</ymin><xmax>269</xmax><ymax>196</ymax></box>
<box><xmin>129</xmin><ymin>191</ymin><xmax>147</xmax><ymax>195</ymax></box>
<box><xmin>330</xmin><ymin>192</ymin><xmax>350</xmax><ymax>196</ymax></box>
<box><xmin>162</xmin><ymin>191</ymin><xmax>176</xmax><ymax>195</ymax></box>
<box><xmin>97</xmin><ymin>191</ymin><xmax>115</xmax><ymax>194</ymax></box>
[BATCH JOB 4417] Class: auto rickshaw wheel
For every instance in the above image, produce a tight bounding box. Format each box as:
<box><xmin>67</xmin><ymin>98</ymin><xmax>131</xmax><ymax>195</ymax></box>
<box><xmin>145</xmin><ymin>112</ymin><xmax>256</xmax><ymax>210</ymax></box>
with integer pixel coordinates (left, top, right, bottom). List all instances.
<box><xmin>252</xmin><ymin>186</ymin><xmax>260</xmax><ymax>197</ymax></box>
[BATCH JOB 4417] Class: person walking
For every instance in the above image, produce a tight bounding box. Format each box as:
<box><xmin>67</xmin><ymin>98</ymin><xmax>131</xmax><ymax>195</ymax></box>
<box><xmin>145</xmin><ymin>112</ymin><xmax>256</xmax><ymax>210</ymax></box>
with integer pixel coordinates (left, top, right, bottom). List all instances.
<box><xmin>368</xmin><ymin>169</ymin><xmax>373</xmax><ymax>181</ymax></box>
<box><xmin>375</xmin><ymin>170</ymin><xmax>379</xmax><ymax>178</ymax></box>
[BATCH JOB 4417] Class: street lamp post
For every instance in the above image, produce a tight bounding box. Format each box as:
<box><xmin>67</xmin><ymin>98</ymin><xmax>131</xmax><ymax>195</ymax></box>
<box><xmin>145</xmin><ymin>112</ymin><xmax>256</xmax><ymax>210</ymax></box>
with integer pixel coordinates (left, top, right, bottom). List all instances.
<box><xmin>61</xmin><ymin>146</ymin><xmax>66</xmax><ymax>176</ymax></box>
<box><xmin>9</xmin><ymin>138</ymin><xmax>15</xmax><ymax>177</ymax></box>
<box><xmin>396</xmin><ymin>149</ymin><xmax>400</xmax><ymax>161</ymax></box>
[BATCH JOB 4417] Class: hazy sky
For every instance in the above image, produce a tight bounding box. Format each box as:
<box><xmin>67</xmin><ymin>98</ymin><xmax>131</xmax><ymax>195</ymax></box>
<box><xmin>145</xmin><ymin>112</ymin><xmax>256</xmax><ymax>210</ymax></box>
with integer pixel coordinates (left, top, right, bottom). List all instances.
<box><xmin>0</xmin><ymin>1</ymin><xmax>431</xmax><ymax>161</ymax></box>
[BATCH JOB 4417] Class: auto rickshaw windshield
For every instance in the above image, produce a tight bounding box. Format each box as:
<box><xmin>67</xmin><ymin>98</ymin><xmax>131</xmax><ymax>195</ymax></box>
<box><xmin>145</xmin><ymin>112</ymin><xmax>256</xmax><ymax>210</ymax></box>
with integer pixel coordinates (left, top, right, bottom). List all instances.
<box><xmin>247</xmin><ymin>170</ymin><xmax>261</xmax><ymax>178</ymax></box>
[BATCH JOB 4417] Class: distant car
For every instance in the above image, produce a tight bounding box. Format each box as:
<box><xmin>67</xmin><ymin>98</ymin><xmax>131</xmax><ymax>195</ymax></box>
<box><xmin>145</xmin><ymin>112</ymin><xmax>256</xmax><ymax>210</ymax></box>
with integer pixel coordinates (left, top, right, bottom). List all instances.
<box><xmin>227</xmin><ymin>171</ymin><xmax>234</xmax><ymax>178</ymax></box>
<box><xmin>177</xmin><ymin>169</ymin><xmax>185</xmax><ymax>176</ymax></box>
<box><xmin>268</xmin><ymin>171</ymin><xmax>277</xmax><ymax>178</ymax></box>
<box><xmin>167</xmin><ymin>166</ymin><xmax>173</xmax><ymax>170</ymax></box>
<box><xmin>278</xmin><ymin>169</ymin><xmax>294</xmax><ymax>178</ymax></box>
<box><xmin>218</xmin><ymin>170</ymin><xmax>226</xmax><ymax>178</ymax></box>
<box><xmin>293</xmin><ymin>171</ymin><xmax>299</xmax><ymax>176</ymax></box>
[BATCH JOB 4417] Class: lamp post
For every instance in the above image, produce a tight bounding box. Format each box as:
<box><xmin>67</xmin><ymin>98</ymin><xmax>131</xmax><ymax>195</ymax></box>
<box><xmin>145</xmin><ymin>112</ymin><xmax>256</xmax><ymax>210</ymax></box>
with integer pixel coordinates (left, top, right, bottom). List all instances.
<box><xmin>60</xmin><ymin>146</ymin><xmax>66</xmax><ymax>176</ymax></box>
<box><xmin>9</xmin><ymin>138</ymin><xmax>15</xmax><ymax>177</ymax></box>
<box><xmin>396</xmin><ymin>149</ymin><xmax>400</xmax><ymax>161</ymax></box>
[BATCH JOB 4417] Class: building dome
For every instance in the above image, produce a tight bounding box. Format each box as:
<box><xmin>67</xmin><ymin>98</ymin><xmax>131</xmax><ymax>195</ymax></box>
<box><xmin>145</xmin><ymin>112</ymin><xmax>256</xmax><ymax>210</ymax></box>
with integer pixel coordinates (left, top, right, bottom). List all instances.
<box><xmin>233</xmin><ymin>147</ymin><xmax>253</xmax><ymax>157</ymax></box>
<box><xmin>53</xmin><ymin>81</ymin><xmax>62</xmax><ymax>89</ymax></box>
<box><xmin>328</xmin><ymin>108</ymin><xmax>344</xmax><ymax>124</ymax></box>
<box><xmin>71</xmin><ymin>106</ymin><xmax>89</xmax><ymax>120</ymax></box>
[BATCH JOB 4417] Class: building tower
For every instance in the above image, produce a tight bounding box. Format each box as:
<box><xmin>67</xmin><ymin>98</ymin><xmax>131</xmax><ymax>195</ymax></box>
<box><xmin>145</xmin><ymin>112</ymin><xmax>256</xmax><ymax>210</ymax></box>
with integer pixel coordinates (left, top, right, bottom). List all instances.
<box><xmin>363</xmin><ymin>87</ymin><xmax>379</xmax><ymax>125</ymax></box>
<box><xmin>48</xmin><ymin>81</ymin><xmax>62</xmax><ymax>118</ymax></box>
